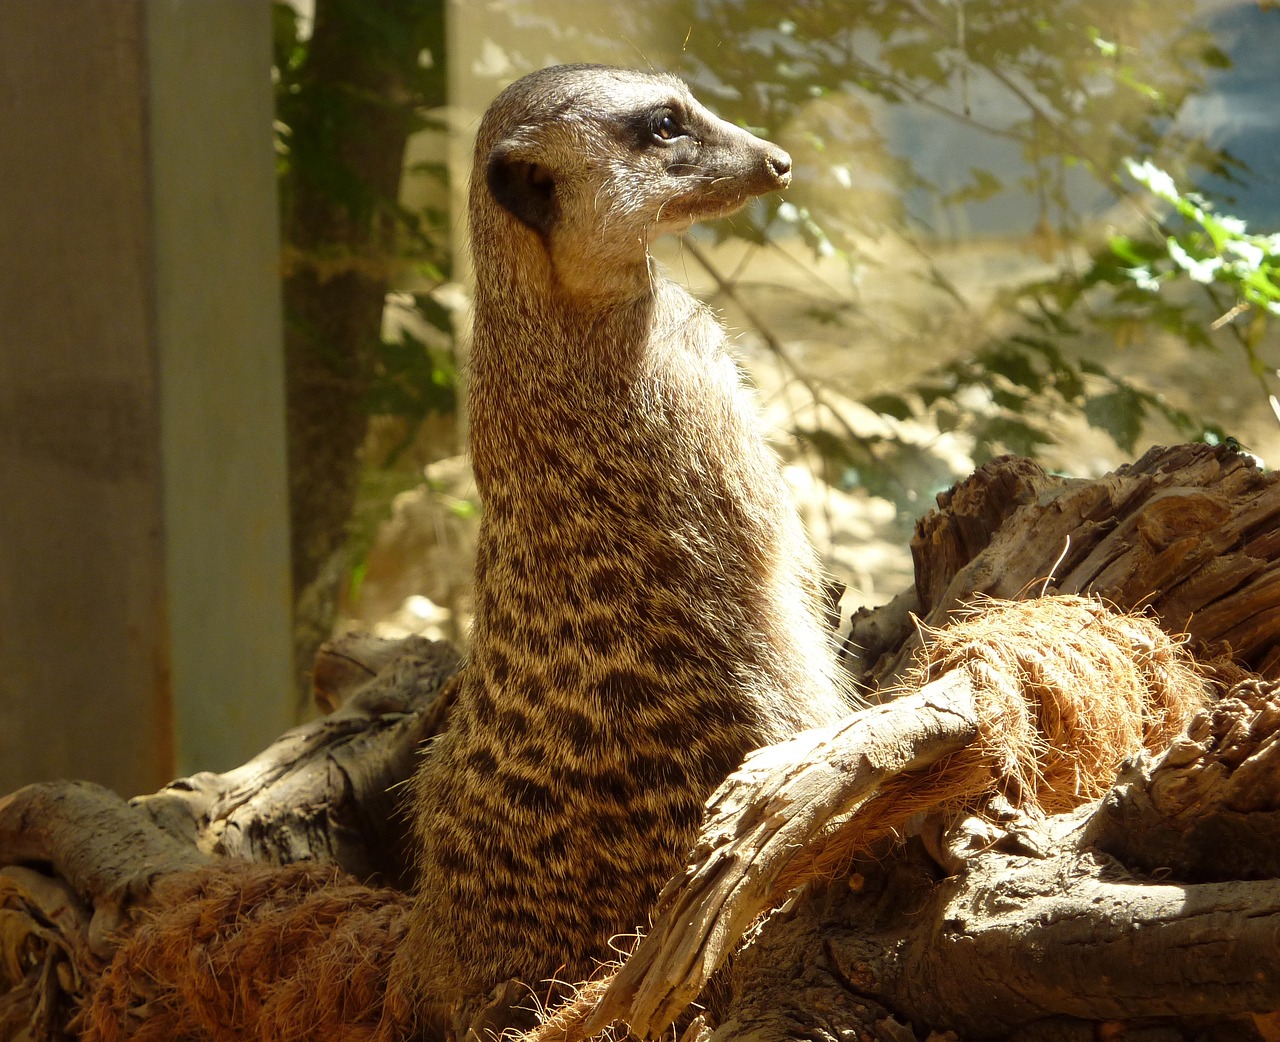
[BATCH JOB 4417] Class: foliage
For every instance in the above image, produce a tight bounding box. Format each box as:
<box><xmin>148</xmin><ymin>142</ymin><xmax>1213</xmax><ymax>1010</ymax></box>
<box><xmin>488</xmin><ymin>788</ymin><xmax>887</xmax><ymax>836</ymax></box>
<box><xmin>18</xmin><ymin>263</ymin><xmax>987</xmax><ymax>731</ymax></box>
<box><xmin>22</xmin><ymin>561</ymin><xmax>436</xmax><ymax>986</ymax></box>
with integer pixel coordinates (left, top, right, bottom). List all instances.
<box><xmin>272</xmin><ymin>0</ymin><xmax>1279</xmax><ymax>546</ymax></box>
<box><xmin>1121</xmin><ymin>158</ymin><xmax>1280</xmax><ymax>356</ymax></box>
<box><xmin>673</xmin><ymin>1</ymin><xmax>1278</xmax><ymax>497</ymax></box>
<box><xmin>455</xmin><ymin>0</ymin><xmax>1278</xmax><ymax>515</ymax></box>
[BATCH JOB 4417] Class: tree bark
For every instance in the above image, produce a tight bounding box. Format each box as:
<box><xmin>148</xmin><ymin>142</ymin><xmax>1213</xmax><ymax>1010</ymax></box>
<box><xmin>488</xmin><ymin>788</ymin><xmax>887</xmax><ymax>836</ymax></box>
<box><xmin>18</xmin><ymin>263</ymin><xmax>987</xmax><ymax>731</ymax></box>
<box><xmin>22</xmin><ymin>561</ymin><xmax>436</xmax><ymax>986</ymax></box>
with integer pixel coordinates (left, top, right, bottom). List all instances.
<box><xmin>850</xmin><ymin>443</ymin><xmax>1280</xmax><ymax>687</ymax></box>
<box><xmin>709</xmin><ymin>675</ymin><xmax>1280</xmax><ymax>1042</ymax></box>
<box><xmin>586</xmin><ymin>672</ymin><xmax>982</xmax><ymax>1038</ymax></box>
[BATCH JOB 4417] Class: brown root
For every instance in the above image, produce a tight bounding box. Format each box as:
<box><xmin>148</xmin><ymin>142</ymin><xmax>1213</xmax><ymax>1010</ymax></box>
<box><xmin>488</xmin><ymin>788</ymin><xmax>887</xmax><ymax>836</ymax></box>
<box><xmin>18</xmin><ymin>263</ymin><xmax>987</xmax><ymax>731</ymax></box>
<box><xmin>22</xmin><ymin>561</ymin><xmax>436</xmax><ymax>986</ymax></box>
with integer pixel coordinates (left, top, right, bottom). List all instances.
<box><xmin>912</xmin><ymin>594</ymin><xmax>1207</xmax><ymax>815</ymax></box>
<box><xmin>80</xmin><ymin>862</ymin><xmax>417</xmax><ymax>1042</ymax></box>
<box><xmin>0</xmin><ymin>867</ymin><xmax>95</xmax><ymax>1042</ymax></box>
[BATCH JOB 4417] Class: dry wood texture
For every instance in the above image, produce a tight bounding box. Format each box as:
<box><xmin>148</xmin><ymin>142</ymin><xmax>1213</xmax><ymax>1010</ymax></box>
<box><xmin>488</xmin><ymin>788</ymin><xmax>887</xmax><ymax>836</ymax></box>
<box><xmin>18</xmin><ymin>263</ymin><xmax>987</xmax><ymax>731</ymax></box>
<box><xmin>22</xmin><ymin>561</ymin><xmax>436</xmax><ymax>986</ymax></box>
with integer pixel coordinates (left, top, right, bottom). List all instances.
<box><xmin>572</xmin><ymin>596</ymin><xmax>1209</xmax><ymax>1040</ymax></box>
<box><xmin>854</xmin><ymin>443</ymin><xmax>1280</xmax><ymax>686</ymax></box>
<box><xmin>0</xmin><ymin>635</ymin><xmax>459</xmax><ymax>1040</ymax></box>
<box><xmin>704</xmin><ymin>678</ymin><xmax>1280</xmax><ymax>1042</ymax></box>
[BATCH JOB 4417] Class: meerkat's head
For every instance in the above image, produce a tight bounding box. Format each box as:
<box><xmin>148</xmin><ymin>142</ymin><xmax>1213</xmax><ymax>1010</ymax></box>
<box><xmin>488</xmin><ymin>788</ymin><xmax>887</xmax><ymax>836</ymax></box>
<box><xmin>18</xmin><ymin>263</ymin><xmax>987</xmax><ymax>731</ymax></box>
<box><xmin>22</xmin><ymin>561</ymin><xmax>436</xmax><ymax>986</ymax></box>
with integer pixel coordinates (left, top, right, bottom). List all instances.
<box><xmin>470</xmin><ymin>64</ymin><xmax>791</xmax><ymax>301</ymax></box>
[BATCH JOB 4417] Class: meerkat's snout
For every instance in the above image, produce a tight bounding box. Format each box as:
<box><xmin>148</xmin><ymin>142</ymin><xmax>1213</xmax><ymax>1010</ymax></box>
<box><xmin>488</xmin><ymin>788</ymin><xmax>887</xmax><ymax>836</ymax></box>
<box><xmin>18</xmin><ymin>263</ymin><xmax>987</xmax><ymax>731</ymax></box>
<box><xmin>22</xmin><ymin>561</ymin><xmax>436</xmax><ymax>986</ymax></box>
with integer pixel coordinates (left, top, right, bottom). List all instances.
<box><xmin>765</xmin><ymin>147</ymin><xmax>792</xmax><ymax>189</ymax></box>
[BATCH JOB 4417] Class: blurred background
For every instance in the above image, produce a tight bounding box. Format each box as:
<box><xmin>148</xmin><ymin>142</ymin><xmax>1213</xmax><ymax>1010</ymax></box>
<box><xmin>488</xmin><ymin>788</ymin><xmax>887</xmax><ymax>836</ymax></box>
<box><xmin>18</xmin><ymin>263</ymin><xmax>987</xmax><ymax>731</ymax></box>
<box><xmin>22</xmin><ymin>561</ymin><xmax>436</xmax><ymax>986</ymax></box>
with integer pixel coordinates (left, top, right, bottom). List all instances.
<box><xmin>1</xmin><ymin>0</ymin><xmax>1277</xmax><ymax>795</ymax></box>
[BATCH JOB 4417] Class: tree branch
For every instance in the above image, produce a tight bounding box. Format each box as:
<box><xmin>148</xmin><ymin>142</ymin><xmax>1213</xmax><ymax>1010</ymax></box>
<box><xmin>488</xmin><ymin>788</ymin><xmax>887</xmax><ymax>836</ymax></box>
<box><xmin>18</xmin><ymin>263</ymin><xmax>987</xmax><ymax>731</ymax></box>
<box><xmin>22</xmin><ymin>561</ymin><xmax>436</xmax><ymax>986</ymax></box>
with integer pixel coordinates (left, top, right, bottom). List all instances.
<box><xmin>588</xmin><ymin>672</ymin><xmax>980</xmax><ymax>1037</ymax></box>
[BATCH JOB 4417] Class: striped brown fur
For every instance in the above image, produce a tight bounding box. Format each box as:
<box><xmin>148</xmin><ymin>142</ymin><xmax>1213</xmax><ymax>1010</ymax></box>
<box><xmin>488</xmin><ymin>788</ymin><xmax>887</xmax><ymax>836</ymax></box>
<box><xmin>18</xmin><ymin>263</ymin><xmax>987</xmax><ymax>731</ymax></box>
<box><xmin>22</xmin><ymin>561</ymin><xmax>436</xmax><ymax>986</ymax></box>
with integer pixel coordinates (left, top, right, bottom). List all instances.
<box><xmin>396</xmin><ymin>65</ymin><xmax>849</xmax><ymax>1030</ymax></box>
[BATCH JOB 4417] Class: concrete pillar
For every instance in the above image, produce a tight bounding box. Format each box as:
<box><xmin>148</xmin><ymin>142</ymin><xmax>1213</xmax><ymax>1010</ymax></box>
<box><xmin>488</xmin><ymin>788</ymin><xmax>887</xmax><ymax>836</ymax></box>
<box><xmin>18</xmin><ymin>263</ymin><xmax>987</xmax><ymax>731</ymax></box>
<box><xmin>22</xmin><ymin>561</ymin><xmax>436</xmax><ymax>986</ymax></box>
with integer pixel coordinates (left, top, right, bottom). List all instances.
<box><xmin>0</xmin><ymin>0</ymin><xmax>294</xmax><ymax>796</ymax></box>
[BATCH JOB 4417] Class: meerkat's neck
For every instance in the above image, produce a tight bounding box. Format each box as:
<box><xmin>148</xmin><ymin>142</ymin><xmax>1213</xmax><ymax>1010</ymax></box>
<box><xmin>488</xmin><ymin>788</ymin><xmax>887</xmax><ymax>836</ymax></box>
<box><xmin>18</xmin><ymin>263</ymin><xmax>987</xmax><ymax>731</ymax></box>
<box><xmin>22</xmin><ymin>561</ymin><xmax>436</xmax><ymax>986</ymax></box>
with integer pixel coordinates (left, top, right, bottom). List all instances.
<box><xmin>466</xmin><ymin>267</ymin><xmax>842</xmax><ymax>744</ymax></box>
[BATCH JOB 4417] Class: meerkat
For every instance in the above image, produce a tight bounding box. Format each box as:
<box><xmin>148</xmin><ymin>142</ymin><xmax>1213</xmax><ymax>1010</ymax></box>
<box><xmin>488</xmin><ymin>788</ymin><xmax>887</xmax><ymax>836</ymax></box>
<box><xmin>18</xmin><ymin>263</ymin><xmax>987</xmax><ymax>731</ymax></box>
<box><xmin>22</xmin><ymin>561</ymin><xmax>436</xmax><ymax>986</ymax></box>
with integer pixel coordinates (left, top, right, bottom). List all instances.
<box><xmin>397</xmin><ymin>64</ymin><xmax>850</xmax><ymax>1029</ymax></box>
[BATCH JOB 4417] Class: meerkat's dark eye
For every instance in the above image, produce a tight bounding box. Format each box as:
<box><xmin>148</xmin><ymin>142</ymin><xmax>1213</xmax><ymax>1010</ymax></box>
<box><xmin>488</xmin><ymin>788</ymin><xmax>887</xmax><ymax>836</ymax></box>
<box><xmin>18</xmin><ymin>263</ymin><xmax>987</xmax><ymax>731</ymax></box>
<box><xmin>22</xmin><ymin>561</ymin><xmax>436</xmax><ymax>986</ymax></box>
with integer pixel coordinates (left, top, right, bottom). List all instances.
<box><xmin>652</xmin><ymin>111</ymin><xmax>683</xmax><ymax>142</ymax></box>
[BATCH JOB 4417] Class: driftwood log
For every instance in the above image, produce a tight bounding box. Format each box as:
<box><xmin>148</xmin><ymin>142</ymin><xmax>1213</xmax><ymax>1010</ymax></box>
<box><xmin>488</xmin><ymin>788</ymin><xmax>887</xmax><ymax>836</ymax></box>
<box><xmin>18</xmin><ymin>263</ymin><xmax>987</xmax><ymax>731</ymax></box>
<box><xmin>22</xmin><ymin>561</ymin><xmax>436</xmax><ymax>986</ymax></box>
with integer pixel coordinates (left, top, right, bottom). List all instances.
<box><xmin>2</xmin><ymin>443</ymin><xmax>1280</xmax><ymax>1042</ymax></box>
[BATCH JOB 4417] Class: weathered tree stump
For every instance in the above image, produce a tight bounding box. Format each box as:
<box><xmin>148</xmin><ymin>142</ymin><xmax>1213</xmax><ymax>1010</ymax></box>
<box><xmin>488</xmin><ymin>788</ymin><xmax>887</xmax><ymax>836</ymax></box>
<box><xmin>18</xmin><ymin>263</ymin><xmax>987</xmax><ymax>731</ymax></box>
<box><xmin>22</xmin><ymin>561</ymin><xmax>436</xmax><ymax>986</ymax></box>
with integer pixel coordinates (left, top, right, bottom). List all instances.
<box><xmin>848</xmin><ymin>443</ymin><xmax>1280</xmax><ymax>686</ymax></box>
<box><xmin>3</xmin><ymin>443</ymin><xmax>1279</xmax><ymax>1042</ymax></box>
<box><xmin>696</xmin><ymin>676</ymin><xmax>1280</xmax><ymax>1042</ymax></box>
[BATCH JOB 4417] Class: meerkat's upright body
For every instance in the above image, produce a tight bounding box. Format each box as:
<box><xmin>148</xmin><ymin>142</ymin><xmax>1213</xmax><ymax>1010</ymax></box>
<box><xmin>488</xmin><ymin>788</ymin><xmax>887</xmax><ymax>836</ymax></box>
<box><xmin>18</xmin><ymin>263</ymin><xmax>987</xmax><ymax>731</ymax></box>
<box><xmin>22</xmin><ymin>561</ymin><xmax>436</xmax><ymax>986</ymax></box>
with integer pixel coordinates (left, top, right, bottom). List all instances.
<box><xmin>401</xmin><ymin>64</ymin><xmax>847</xmax><ymax>1025</ymax></box>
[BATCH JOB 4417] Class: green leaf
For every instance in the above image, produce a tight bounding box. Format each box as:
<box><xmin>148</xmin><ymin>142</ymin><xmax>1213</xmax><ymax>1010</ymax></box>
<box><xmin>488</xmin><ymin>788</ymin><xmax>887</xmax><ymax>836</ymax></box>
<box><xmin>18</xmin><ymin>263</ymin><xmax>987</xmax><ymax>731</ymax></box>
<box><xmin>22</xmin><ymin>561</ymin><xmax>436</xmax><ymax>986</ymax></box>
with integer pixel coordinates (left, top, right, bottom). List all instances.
<box><xmin>943</xmin><ymin>168</ymin><xmax>1005</xmax><ymax>206</ymax></box>
<box><xmin>862</xmin><ymin>393</ymin><xmax>913</xmax><ymax>421</ymax></box>
<box><xmin>980</xmin><ymin>345</ymin><xmax>1044</xmax><ymax>394</ymax></box>
<box><xmin>1199</xmin><ymin>44</ymin><xmax>1232</xmax><ymax>70</ymax></box>
<box><xmin>1084</xmin><ymin>387</ymin><xmax>1146</xmax><ymax>452</ymax></box>
<box><xmin>972</xmin><ymin>416</ymin><xmax>1053</xmax><ymax>461</ymax></box>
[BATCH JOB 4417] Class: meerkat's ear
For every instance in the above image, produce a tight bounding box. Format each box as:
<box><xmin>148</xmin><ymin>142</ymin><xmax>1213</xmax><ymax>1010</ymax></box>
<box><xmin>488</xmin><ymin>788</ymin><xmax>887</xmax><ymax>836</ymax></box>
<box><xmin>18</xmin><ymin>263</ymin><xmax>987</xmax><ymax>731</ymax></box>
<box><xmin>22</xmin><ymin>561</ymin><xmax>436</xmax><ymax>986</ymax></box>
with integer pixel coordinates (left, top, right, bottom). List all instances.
<box><xmin>486</xmin><ymin>142</ymin><xmax>558</xmax><ymax>235</ymax></box>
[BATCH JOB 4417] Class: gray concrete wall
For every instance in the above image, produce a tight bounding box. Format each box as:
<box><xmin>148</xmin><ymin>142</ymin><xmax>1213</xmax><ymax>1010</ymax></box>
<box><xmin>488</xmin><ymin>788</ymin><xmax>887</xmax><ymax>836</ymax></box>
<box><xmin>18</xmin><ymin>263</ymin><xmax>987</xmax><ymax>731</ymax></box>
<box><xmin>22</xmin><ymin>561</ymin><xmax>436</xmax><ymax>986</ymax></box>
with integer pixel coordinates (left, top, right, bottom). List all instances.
<box><xmin>0</xmin><ymin>0</ymin><xmax>294</xmax><ymax>796</ymax></box>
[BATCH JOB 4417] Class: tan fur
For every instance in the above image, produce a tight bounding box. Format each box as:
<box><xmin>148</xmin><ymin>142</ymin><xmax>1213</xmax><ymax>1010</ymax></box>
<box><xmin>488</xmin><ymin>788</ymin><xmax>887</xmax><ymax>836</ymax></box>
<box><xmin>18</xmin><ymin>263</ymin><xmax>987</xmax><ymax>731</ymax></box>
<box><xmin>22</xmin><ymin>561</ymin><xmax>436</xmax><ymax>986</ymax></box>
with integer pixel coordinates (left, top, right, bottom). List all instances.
<box><xmin>395</xmin><ymin>65</ymin><xmax>849</xmax><ymax>1030</ymax></box>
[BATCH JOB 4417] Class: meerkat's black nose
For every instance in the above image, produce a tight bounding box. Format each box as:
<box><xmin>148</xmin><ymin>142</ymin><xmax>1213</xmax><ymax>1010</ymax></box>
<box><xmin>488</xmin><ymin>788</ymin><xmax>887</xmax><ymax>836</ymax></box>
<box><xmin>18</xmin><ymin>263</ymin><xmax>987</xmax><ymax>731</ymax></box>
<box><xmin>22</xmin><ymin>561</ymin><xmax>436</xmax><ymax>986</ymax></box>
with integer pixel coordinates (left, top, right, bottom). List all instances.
<box><xmin>766</xmin><ymin>148</ymin><xmax>792</xmax><ymax>186</ymax></box>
